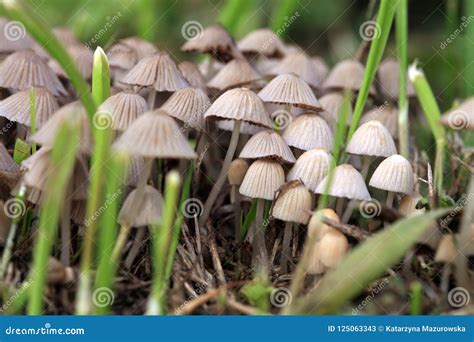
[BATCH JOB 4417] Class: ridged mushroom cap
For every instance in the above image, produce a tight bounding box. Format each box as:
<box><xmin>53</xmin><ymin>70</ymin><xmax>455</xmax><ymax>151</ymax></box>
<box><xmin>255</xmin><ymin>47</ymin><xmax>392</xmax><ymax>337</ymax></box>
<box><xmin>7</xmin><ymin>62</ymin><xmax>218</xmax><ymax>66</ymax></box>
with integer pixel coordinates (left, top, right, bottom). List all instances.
<box><xmin>237</xmin><ymin>29</ymin><xmax>285</xmax><ymax>57</ymax></box>
<box><xmin>319</xmin><ymin>92</ymin><xmax>352</xmax><ymax>129</ymax></box>
<box><xmin>178</xmin><ymin>61</ymin><xmax>206</xmax><ymax>89</ymax></box>
<box><xmin>120</xmin><ymin>37</ymin><xmax>158</xmax><ymax>60</ymax></box>
<box><xmin>204</xmin><ymin>87</ymin><xmax>272</xmax><ymax>127</ymax></box>
<box><xmin>282</xmin><ymin>113</ymin><xmax>333</xmax><ymax>151</ymax></box>
<box><xmin>378</xmin><ymin>58</ymin><xmax>415</xmax><ymax>99</ymax></box>
<box><xmin>0</xmin><ymin>49</ymin><xmax>67</xmax><ymax>96</ymax></box>
<box><xmin>0</xmin><ymin>143</ymin><xmax>19</xmax><ymax>174</ymax></box>
<box><xmin>161</xmin><ymin>87</ymin><xmax>210</xmax><ymax>130</ymax></box>
<box><xmin>113</xmin><ymin>109</ymin><xmax>197</xmax><ymax>159</ymax></box>
<box><xmin>287</xmin><ymin>148</ymin><xmax>332</xmax><ymax>191</ymax></box>
<box><xmin>97</xmin><ymin>91</ymin><xmax>147</xmax><ymax>131</ymax></box>
<box><xmin>319</xmin><ymin>230</ymin><xmax>349</xmax><ymax>268</ymax></box>
<box><xmin>124</xmin><ymin>156</ymin><xmax>145</xmax><ymax>188</ymax></box>
<box><xmin>258</xmin><ymin>74</ymin><xmax>322</xmax><ymax>111</ymax></box>
<box><xmin>0</xmin><ymin>17</ymin><xmax>34</xmax><ymax>53</ymax></box>
<box><xmin>369</xmin><ymin>154</ymin><xmax>414</xmax><ymax>194</ymax></box>
<box><xmin>322</xmin><ymin>59</ymin><xmax>375</xmax><ymax>95</ymax></box>
<box><xmin>239</xmin><ymin>159</ymin><xmax>285</xmax><ymax>200</ymax></box>
<box><xmin>254</xmin><ymin>57</ymin><xmax>280</xmax><ymax>77</ymax></box>
<box><xmin>272</xmin><ymin>180</ymin><xmax>312</xmax><ymax>224</ymax></box>
<box><xmin>315</xmin><ymin>164</ymin><xmax>371</xmax><ymax>201</ymax></box>
<box><xmin>269</xmin><ymin>53</ymin><xmax>324</xmax><ymax>88</ymax></box>
<box><xmin>121</xmin><ymin>52</ymin><xmax>189</xmax><ymax>91</ymax></box>
<box><xmin>0</xmin><ymin>86</ymin><xmax>59</xmax><ymax>128</ymax></box>
<box><xmin>239</xmin><ymin>130</ymin><xmax>295</xmax><ymax>163</ymax></box>
<box><xmin>360</xmin><ymin>106</ymin><xmax>398</xmax><ymax>138</ymax></box>
<box><xmin>107</xmin><ymin>42</ymin><xmax>139</xmax><ymax>71</ymax></box>
<box><xmin>207</xmin><ymin>59</ymin><xmax>261</xmax><ymax>91</ymax></box>
<box><xmin>49</xmin><ymin>45</ymin><xmax>93</xmax><ymax>79</ymax></box>
<box><xmin>346</xmin><ymin>120</ymin><xmax>396</xmax><ymax>157</ymax></box>
<box><xmin>217</xmin><ymin>119</ymin><xmax>264</xmax><ymax>135</ymax></box>
<box><xmin>307</xmin><ymin>208</ymin><xmax>340</xmax><ymax>241</ymax></box>
<box><xmin>311</xmin><ymin>56</ymin><xmax>329</xmax><ymax>82</ymax></box>
<box><xmin>118</xmin><ymin>185</ymin><xmax>163</xmax><ymax>227</ymax></box>
<box><xmin>440</xmin><ymin>97</ymin><xmax>474</xmax><ymax>131</ymax></box>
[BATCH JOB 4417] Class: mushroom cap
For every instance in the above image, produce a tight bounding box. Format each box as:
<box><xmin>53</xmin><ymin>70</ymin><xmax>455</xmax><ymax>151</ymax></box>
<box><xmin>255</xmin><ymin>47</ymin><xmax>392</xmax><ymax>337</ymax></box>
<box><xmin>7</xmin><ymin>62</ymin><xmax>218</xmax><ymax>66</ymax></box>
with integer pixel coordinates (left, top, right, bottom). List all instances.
<box><xmin>322</xmin><ymin>59</ymin><xmax>375</xmax><ymax>95</ymax></box>
<box><xmin>0</xmin><ymin>17</ymin><xmax>35</xmax><ymax>53</ymax></box>
<box><xmin>319</xmin><ymin>92</ymin><xmax>353</xmax><ymax>128</ymax></box>
<box><xmin>0</xmin><ymin>86</ymin><xmax>59</xmax><ymax>128</ymax></box>
<box><xmin>217</xmin><ymin>119</ymin><xmax>264</xmax><ymax>135</ymax></box>
<box><xmin>118</xmin><ymin>185</ymin><xmax>163</xmax><ymax>227</ymax></box>
<box><xmin>272</xmin><ymin>180</ymin><xmax>312</xmax><ymax>224</ymax></box>
<box><xmin>107</xmin><ymin>42</ymin><xmax>139</xmax><ymax>71</ymax></box>
<box><xmin>359</xmin><ymin>106</ymin><xmax>398</xmax><ymax>138</ymax></box>
<box><xmin>287</xmin><ymin>148</ymin><xmax>332</xmax><ymax>191</ymax></box>
<box><xmin>311</xmin><ymin>56</ymin><xmax>329</xmax><ymax>82</ymax></box>
<box><xmin>346</xmin><ymin>120</ymin><xmax>397</xmax><ymax>157</ymax></box>
<box><xmin>204</xmin><ymin>87</ymin><xmax>272</xmax><ymax>127</ymax></box>
<box><xmin>178</xmin><ymin>61</ymin><xmax>206</xmax><ymax>90</ymax></box>
<box><xmin>49</xmin><ymin>44</ymin><xmax>93</xmax><ymax>79</ymax></box>
<box><xmin>0</xmin><ymin>143</ymin><xmax>19</xmax><ymax>174</ymax></box>
<box><xmin>120</xmin><ymin>36</ymin><xmax>158</xmax><ymax>60</ymax></box>
<box><xmin>228</xmin><ymin>159</ymin><xmax>249</xmax><ymax>186</ymax></box>
<box><xmin>435</xmin><ymin>234</ymin><xmax>457</xmax><ymax>263</ymax></box>
<box><xmin>30</xmin><ymin>101</ymin><xmax>92</xmax><ymax>154</ymax></box>
<box><xmin>254</xmin><ymin>57</ymin><xmax>281</xmax><ymax>77</ymax></box>
<box><xmin>239</xmin><ymin>130</ymin><xmax>295</xmax><ymax>163</ymax></box>
<box><xmin>307</xmin><ymin>242</ymin><xmax>326</xmax><ymax>275</ymax></box>
<box><xmin>307</xmin><ymin>208</ymin><xmax>340</xmax><ymax>241</ymax></box>
<box><xmin>269</xmin><ymin>53</ymin><xmax>323</xmax><ymax>88</ymax></box>
<box><xmin>319</xmin><ymin>230</ymin><xmax>349</xmax><ymax>269</ymax></box>
<box><xmin>113</xmin><ymin>109</ymin><xmax>197</xmax><ymax>159</ymax></box>
<box><xmin>378</xmin><ymin>58</ymin><xmax>415</xmax><ymax>99</ymax></box>
<box><xmin>258</xmin><ymin>74</ymin><xmax>322</xmax><ymax>111</ymax></box>
<box><xmin>0</xmin><ymin>49</ymin><xmax>67</xmax><ymax>96</ymax></box>
<box><xmin>52</xmin><ymin>27</ymin><xmax>81</xmax><ymax>46</ymax></box>
<box><xmin>440</xmin><ymin>97</ymin><xmax>474</xmax><ymax>131</ymax></box>
<box><xmin>97</xmin><ymin>91</ymin><xmax>147</xmax><ymax>131</ymax></box>
<box><xmin>369</xmin><ymin>154</ymin><xmax>414</xmax><ymax>194</ymax></box>
<box><xmin>399</xmin><ymin>192</ymin><xmax>424</xmax><ymax>216</ymax></box>
<box><xmin>237</xmin><ymin>29</ymin><xmax>285</xmax><ymax>57</ymax></box>
<box><xmin>315</xmin><ymin>164</ymin><xmax>371</xmax><ymax>201</ymax></box>
<box><xmin>282</xmin><ymin>113</ymin><xmax>334</xmax><ymax>152</ymax></box>
<box><xmin>239</xmin><ymin>159</ymin><xmax>285</xmax><ymax>200</ymax></box>
<box><xmin>207</xmin><ymin>59</ymin><xmax>261</xmax><ymax>91</ymax></box>
<box><xmin>161</xmin><ymin>87</ymin><xmax>210</xmax><ymax>131</ymax></box>
<box><xmin>121</xmin><ymin>52</ymin><xmax>189</xmax><ymax>91</ymax></box>
<box><xmin>123</xmin><ymin>156</ymin><xmax>145</xmax><ymax>188</ymax></box>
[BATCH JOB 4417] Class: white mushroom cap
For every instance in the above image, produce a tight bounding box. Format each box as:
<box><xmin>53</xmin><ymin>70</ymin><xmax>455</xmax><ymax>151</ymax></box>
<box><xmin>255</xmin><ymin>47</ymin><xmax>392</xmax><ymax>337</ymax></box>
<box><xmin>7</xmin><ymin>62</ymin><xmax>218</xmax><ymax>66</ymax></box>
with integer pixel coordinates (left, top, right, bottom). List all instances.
<box><xmin>346</xmin><ymin>120</ymin><xmax>397</xmax><ymax>157</ymax></box>
<box><xmin>369</xmin><ymin>154</ymin><xmax>414</xmax><ymax>194</ymax></box>
<box><xmin>269</xmin><ymin>52</ymin><xmax>324</xmax><ymax>88</ymax></box>
<box><xmin>359</xmin><ymin>106</ymin><xmax>398</xmax><ymax>138</ymax></box>
<box><xmin>239</xmin><ymin>159</ymin><xmax>285</xmax><ymax>200</ymax></box>
<box><xmin>272</xmin><ymin>181</ymin><xmax>312</xmax><ymax>224</ymax></box>
<box><xmin>239</xmin><ymin>130</ymin><xmax>295</xmax><ymax>163</ymax></box>
<box><xmin>287</xmin><ymin>148</ymin><xmax>332</xmax><ymax>191</ymax></box>
<box><xmin>315</xmin><ymin>164</ymin><xmax>371</xmax><ymax>201</ymax></box>
<box><xmin>237</xmin><ymin>29</ymin><xmax>285</xmax><ymax>57</ymax></box>
<box><xmin>282</xmin><ymin>114</ymin><xmax>334</xmax><ymax>152</ymax></box>
<box><xmin>377</xmin><ymin>58</ymin><xmax>415</xmax><ymax>100</ymax></box>
<box><xmin>118</xmin><ymin>185</ymin><xmax>163</xmax><ymax>227</ymax></box>
<box><xmin>207</xmin><ymin>59</ymin><xmax>261</xmax><ymax>91</ymax></box>
<box><xmin>322</xmin><ymin>59</ymin><xmax>375</xmax><ymax>95</ymax></box>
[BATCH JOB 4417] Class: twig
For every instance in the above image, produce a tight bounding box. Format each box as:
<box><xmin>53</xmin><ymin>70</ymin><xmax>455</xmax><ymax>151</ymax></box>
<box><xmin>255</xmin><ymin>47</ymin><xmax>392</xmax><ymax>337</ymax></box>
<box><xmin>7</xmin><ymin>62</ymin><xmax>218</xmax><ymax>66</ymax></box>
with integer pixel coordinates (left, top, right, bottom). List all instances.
<box><xmin>321</xmin><ymin>218</ymin><xmax>370</xmax><ymax>241</ymax></box>
<box><xmin>207</xmin><ymin>224</ymin><xmax>226</xmax><ymax>287</ymax></box>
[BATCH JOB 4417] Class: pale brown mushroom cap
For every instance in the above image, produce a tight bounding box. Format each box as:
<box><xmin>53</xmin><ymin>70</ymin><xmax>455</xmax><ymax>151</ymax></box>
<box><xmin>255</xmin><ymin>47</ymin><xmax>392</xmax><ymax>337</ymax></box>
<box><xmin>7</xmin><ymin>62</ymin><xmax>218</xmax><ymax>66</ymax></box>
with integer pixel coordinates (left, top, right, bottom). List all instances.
<box><xmin>287</xmin><ymin>148</ymin><xmax>332</xmax><ymax>191</ymax></box>
<box><xmin>346</xmin><ymin>120</ymin><xmax>397</xmax><ymax>157</ymax></box>
<box><xmin>30</xmin><ymin>101</ymin><xmax>92</xmax><ymax>154</ymax></box>
<box><xmin>319</xmin><ymin>230</ymin><xmax>349</xmax><ymax>269</ymax></box>
<box><xmin>0</xmin><ymin>17</ymin><xmax>34</xmax><ymax>53</ymax></box>
<box><xmin>121</xmin><ymin>52</ymin><xmax>189</xmax><ymax>91</ymax></box>
<box><xmin>49</xmin><ymin>45</ymin><xmax>93</xmax><ymax>79</ymax></box>
<box><xmin>107</xmin><ymin>43</ymin><xmax>139</xmax><ymax>71</ymax></box>
<box><xmin>315</xmin><ymin>164</ymin><xmax>371</xmax><ymax>201</ymax></box>
<box><xmin>204</xmin><ymin>87</ymin><xmax>272</xmax><ymax>127</ymax></box>
<box><xmin>161</xmin><ymin>87</ymin><xmax>210</xmax><ymax>131</ymax></box>
<box><xmin>120</xmin><ymin>36</ymin><xmax>158</xmax><ymax>60</ymax></box>
<box><xmin>0</xmin><ymin>49</ymin><xmax>67</xmax><ymax>96</ymax></box>
<box><xmin>113</xmin><ymin>109</ymin><xmax>197</xmax><ymax>159</ymax></box>
<box><xmin>258</xmin><ymin>74</ymin><xmax>322</xmax><ymax>111</ymax></box>
<box><xmin>307</xmin><ymin>242</ymin><xmax>326</xmax><ymax>275</ymax></box>
<box><xmin>369</xmin><ymin>154</ymin><xmax>414</xmax><ymax>194</ymax></box>
<box><xmin>282</xmin><ymin>113</ymin><xmax>334</xmax><ymax>152</ymax></box>
<box><xmin>399</xmin><ymin>192</ymin><xmax>423</xmax><ymax>216</ymax></box>
<box><xmin>207</xmin><ymin>59</ymin><xmax>261</xmax><ymax>91</ymax></box>
<box><xmin>377</xmin><ymin>58</ymin><xmax>415</xmax><ymax>100</ymax></box>
<box><xmin>217</xmin><ymin>119</ymin><xmax>264</xmax><ymax>135</ymax></box>
<box><xmin>435</xmin><ymin>234</ymin><xmax>457</xmax><ymax>263</ymax></box>
<box><xmin>228</xmin><ymin>159</ymin><xmax>249</xmax><ymax>186</ymax></box>
<box><xmin>440</xmin><ymin>97</ymin><xmax>474</xmax><ymax>131</ymax></box>
<box><xmin>359</xmin><ymin>106</ymin><xmax>398</xmax><ymax>138</ymax></box>
<box><xmin>239</xmin><ymin>159</ymin><xmax>285</xmax><ymax>200</ymax></box>
<box><xmin>307</xmin><ymin>208</ymin><xmax>340</xmax><ymax>241</ymax></box>
<box><xmin>0</xmin><ymin>86</ymin><xmax>59</xmax><ymax>128</ymax></box>
<box><xmin>237</xmin><ymin>29</ymin><xmax>285</xmax><ymax>57</ymax></box>
<box><xmin>118</xmin><ymin>185</ymin><xmax>163</xmax><ymax>227</ymax></box>
<box><xmin>272</xmin><ymin>180</ymin><xmax>312</xmax><ymax>224</ymax></box>
<box><xmin>269</xmin><ymin>52</ymin><xmax>324</xmax><ymax>88</ymax></box>
<box><xmin>322</xmin><ymin>59</ymin><xmax>375</xmax><ymax>95</ymax></box>
<box><xmin>178</xmin><ymin>61</ymin><xmax>207</xmax><ymax>90</ymax></box>
<box><xmin>239</xmin><ymin>130</ymin><xmax>295</xmax><ymax>163</ymax></box>
<box><xmin>97</xmin><ymin>91</ymin><xmax>147</xmax><ymax>132</ymax></box>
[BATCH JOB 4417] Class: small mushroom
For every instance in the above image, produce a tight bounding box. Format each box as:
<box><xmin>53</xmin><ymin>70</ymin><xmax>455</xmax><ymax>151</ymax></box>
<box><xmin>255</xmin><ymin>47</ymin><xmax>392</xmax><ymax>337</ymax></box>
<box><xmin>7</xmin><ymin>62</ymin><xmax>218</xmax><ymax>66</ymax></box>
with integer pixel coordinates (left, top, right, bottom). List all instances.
<box><xmin>377</xmin><ymin>58</ymin><xmax>415</xmax><ymax>101</ymax></box>
<box><xmin>318</xmin><ymin>92</ymin><xmax>352</xmax><ymax>130</ymax></box>
<box><xmin>359</xmin><ymin>106</ymin><xmax>399</xmax><ymax>138</ymax></box>
<box><xmin>239</xmin><ymin>129</ymin><xmax>295</xmax><ymax>163</ymax></box>
<box><xmin>287</xmin><ymin>148</ymin><xmax>332</xmax><ymax>192</ymax></box>
<box><xmin>319</xmin><ymin>230</ymin><xmax>349</xmax><ymax>269</ymax></box>
<box><xmin>207</xmin><ymin>59</ymin><xmax>262</xmax><ymax>91</ymax></box>
<box><xmin>237</xmin><ymin>29</ymin><xmax>285</xmax><ymax>58</ymax></box>
<box><xmin>269</xmin><ymin>52</ymin><xmax>324</xmax><ymax>88</ymax></box>
<box><xmin>178</xmin><ymin>61</ymin><xmax>207</xmax><ymax>90</ymax></box>
<box><xmin>120</xmin><ymin>36</ymin><xmax>158</xmax><ymax>60</ymax></box>
<box><xmin>282</xmin><ymin>113</ymin><xmax>334</xmax><ymax>152</ymax></box>
<box><xmin>322</xmin><ymin>59</ymin><xmax>376</xmax><ymax>95</ymax></box>
<box><xmin>440</xmin><ymin>97</ymin><xmax>474</xmax><ymax>131</ymax></box>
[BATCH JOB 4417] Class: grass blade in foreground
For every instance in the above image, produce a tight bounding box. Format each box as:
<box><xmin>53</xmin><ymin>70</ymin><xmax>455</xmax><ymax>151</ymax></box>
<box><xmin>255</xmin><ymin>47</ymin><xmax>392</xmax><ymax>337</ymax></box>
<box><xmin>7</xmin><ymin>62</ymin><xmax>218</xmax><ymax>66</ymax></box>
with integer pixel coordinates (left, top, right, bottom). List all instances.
<box><xmin>396</xmin><ymin>0</ymin><xmax>409</xmax><ymax>158</ymax></box>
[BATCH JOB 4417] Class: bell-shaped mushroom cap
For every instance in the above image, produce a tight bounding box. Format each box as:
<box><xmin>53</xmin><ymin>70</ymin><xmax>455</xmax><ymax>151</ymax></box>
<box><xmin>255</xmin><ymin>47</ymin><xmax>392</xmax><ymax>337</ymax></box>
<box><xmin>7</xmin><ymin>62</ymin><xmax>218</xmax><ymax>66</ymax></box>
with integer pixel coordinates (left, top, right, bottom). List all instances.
<box><xmin>30</xmin><ymin>101</ymin><xmax>92</xmax><ymax>154</ymax></box>
<box><xmin>120</xmin><ymin>36</ymin><xmax>158</xmax><ymax>60</ymax></box>
<box><xmin>178</xmin><ymin>61</ymin><xmax>206</xmax><ymax>89</ymax></box>
<box><xmin>319</xmin><ymin>230</ymin><xmax>349</xmax><ymax>268</ymax></box>
<box><xmin>319</xmin><ymin>92</ymin><xmax>352</xmax><ymax>129</ymax></box>
<box><xmin>254</xmin><ymin>57</ymin><xmax>280</xmax><ymax>77</ymax></box>
<box><xmin>217</xmin><ymin>119</ymin><xmax>264</xmax><ymax>135</ymax></box>
<box><xmin>0</xmin><ymin>49</ymin><xmax>67</xmax><ymax>96</ymax></box>
<box><xmin>258</xmin><ymin>74</ymin><xmax>322</xmax><ymax>111</ymax></box>
<box><xmin>311</xmin><ymin>56</ymin><xmax>329</xmax><ymax>82</ymax></box>
<box><xmin>121</xmin><ymin>52</ymin><xmax>189</xmax><ymax>91</ymax></box>
<box><xmin>239</xmin><ymin>130</ymin><xmax>295</xmax><ymax>163</ymax></box>
<box><xmin>49</xmin><ymin>45</ymin><xmax>93</xmax><ymax>79</ymax></box>
<box><xmin>181</xmin><ymin>24</ymin><xmax>238</xmax><ymax>63</ymax></box>
<box><xmin>287</xmin><ymin>148</ymin><xmax>332</xmax><ymax>191</ymax></box>
<box><xmin>359</xmin><ymin>106</ymin><xmax>398</xmax><ymax>138</ymax></box>
<box><xmin>123</xmin><ymin>156</ymin><xmax>145</xmax><ymax>188</ymax></box>
<box><xmin>107</xmin><ymin>43</ymin><xmax>139</xmax><ymax>71</ymax></box>
<box><xmin>315</xmin><ymin>164</ymin><xmax>371</xmax><ymax>201</ymax></box>
<box><xmin>239</xmin><ymin>159</ymin><xmax>285</xmax><ymax>200</ymax></box>
<box><xmin>435</xmin><ymin>234</ymin><xmax>457</xmax><ymax>263</ymax></box>
<box><xmin>161</xmin><ymin>87</ymin><xmax>210</xmax><ymax>131</ymax></box>
<box><xmin>98</xmin><ymin>91</ymin><xmax>147</xmax><ymax>131</ymax></box>
<box><xmin>0</xmin><ymin>17</ymin><xmax>34</xmax><ymax>53</ymax></box>
<box><xmin>369</xmin><ymin>154</ymin><xmax>414</xmax><ymax>194</ymax></box>
<box><xmin>207</xmin><ymin>59</ymin><xmax>261</xmax><ymax>91</ymax></box>
<box><xmin>118</xmin><ymin>185</ymin><xmax>163</xmax><ymax>227</ymax></box>
<box><xmin>282</xmin><ymin>114</ymin><xmax>333</xmax><ymax>152</ymax></box>
<box><xmin>346</xmin><ymin>120</ymin><xmax>396</xmax><ymax>157</ymax></box>
<box><xmin>52</xmin><ymin>27</ymin><xmax>80</xmax><ymax>46</ymax></box>
<box><xmin>440</xmin><ymin>97</ymin><xmax>474</xmax><ymax>131</ymax></box>
<box><xmin>307</xmin><ymin>208</ymin><xmax>340</xmax><ymax>241</ymax></box>
<box><xmin>113</xmin><ymin>109</ymin><xmax>197</xmax><ymax>159</ymax></box>
<box><xmin>378</xmin><ymin>58</ymin><xmax>415</xmax><ymax>100</ymax></box>
<box><xmin>228</xmin><ymin>159</ymin><xmax>249</xmax><ymax>186</ymax></box>
<box><xmin>204</xmin><ymin>87</ymin><xmax>272</xmax><ymax>127</ymax></box>
<box><xmin>272</xmin><ymin>180</ymin><xmax>312</xmax><ymax>224</ymax></box>
<box><xmin>237</xmin><ymin>29</ymin><xmax>285</xmax><ymax>57</ymax></box>
<box><xmin>399</xmin><ymin>192</ymin><xmax>424</xmax><ymax>216</ymax></box>
<box><xmin>270</xmin><ymin>53</ymin><xmax>323</xmax><ymax>88</ymax></box>
<box><xmin>322</xmin><ymin>59</ymin><xmax>375</xmax><ymax>95</ymax></box>
<box><xmin>0</xmin><ymin>86</ymin><xmax>59</xmax><ymax>128</ymax></box>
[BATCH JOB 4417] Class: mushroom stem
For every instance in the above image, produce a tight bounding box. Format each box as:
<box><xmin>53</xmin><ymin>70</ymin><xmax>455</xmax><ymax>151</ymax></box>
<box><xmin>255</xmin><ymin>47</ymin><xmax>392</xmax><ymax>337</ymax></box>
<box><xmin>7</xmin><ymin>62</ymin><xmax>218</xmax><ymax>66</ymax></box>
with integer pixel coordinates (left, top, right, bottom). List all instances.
<box><xmin>386</xmin><ymin>191</ymin><xmax>395</xmax><ymax>207</ymax></box>
<box><xmin>361</xmin><ymin>156</ymin><xmax>371</xmax><ymax>180</ymax></box>
<box><xmin>335</xmin><ymin>197</ymin><xmax>345</xmax><ymax>217</ymax></box>
<box><xmin>199</xmin><ymin>120</ymin><xmax>241</xmax><ymax>226</ymax></box>
<box><xmin>341</xmin><ymin>200</ymin><xmax>356</xmax><ymax>223</ymax></box>
<box><xmin>280</xmin><ymin>221</ymin><xmax>293</xmax><ymax>274</ymax></box>
<box><xmin>127</xmin><ymin>157</ymin><xmax>153</xmax><ymax>221</ymax></box>
<box><xmin>253</xmin><ymin>198</ymin><xmax>269</xmax><ymax>274</ymax></box>
<box><xmin>60</xmin><ymin>197</ymin><xmax>72</xmax><ymax>265</ymax></box>
<box><xmin>232</xmin><ymin>186</ymin><xmax>241</xmax><ymax>242</ymax></box>
<box><xmin>124</xmin><ymin>228</ymin><xmax>146</xmax><ymax>269</ymax></box>
<box><xmin>147</xmin><ymin>89</ymin><xmax>157</xmax><ymax>110</ymax></box>
<box><xmin>111</xmin><ymin>224</ymin><xmax>131</xmax><ymax>262</ymax></box>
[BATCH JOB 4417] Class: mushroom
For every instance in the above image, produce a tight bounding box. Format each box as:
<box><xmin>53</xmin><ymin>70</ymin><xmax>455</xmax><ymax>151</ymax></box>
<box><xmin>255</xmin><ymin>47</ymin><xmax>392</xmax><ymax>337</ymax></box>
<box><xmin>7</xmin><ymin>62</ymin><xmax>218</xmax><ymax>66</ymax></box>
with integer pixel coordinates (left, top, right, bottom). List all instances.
<box><xmin>269</xmin><ymin>52</ymin><xmax>324</xmax><ymax>88</ymax></box>
<box><xmin>272</xmin><ymin>180</ymin><xmax>312</xmax><ymax>273</ymax></box>
<box><xmin>377</xmin><ymin>58</ymin><xmax>415</xmax><ymax>101</ymax></box>
<box><xmin>318</xmin><ymin>92</ymin><xmax>352</xmax><ymax>130</ymax></box>
<box><xmin>106</xmin><ymin>42</ymin><xmax>139</xmax><ymax>82</ymax></box>
<box><xmin>217</xmin><ymin>120</ymin><xmax>263</xmax><ymax>136</ymax></box>
<box><xmin>359</xmin><ymin>106</ymin><xmax>399</xmax><ymax>138</ymax></box>
<box><xmin>207</xmin><ymin>59</ymin><xmax>262</xmax><ymax>91</ymax></box>
<box><xmin>0</xmin><ymin>17</ymin><xmax>34</xmax><ymax>56</ymax></box>
<box><xmin>440</xmin><ymin>97</ymin><xmax>474</xmax><ymax>131</ymax></box>
<box><xmin>178</xmin><ymin>61</ymin><xmax>207</xmax><ymax>90</ymax></box>
<box><xmin>311</xmin><ymin>56</ymin><xmax>329</xmax><ymax>82</ymax></box>
<box><xmin>239</xmin><ymin>129</ymin><xmax>295</xmax><ymax>163</ymax></box>
<box><xmin>307</xmin><ymin>208</ymin><xmax>341</xmax><ymax>241</ymax></box>
<box><xmin>322</xmin><ymin>59</ymin><xmax>376</xmax><ymax>96</ymax></box>
<box><xmin>237</xmin><ymin>29</ymin><xmax>285</xmax><ymax>58</ymax></box>
<box><xmin>120</xmin><ymin>37</ymin><xmax>158</xmax><ymax>60</ymax></box>
<box><xmin>49</xmin><ymin>44</ymin><xmax>93</xmax><ymax>80</ymax></box>
<box><xmin>227</xmin><ymin>158</ymin><xmax>248</xmax><ymax>241</ymax></box>
<box><xmin>319</xmin><ymin>230</ymin><xmax>349</xmax><ymax>269</ymax></box>
<box><xmin>47</xmin><ymin>257</ymin><xmax>75</xmax><ymax>285</ymax></box>
<box><xmin>0</xmin><ymin>143</ymin><xmax>21</xmax><ymax>199</ymax></box>
<box><xmin>435</xmin><ymin>234</ymin><xmax>458</xmax><ymax>292</ymax></box>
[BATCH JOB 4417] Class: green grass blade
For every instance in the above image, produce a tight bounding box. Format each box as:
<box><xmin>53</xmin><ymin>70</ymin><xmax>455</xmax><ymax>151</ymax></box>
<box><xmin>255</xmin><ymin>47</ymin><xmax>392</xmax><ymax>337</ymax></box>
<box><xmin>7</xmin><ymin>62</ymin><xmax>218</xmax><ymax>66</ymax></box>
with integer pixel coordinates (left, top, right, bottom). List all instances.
<box><xmin>396</xmin><ymin>0</ymin><xmax>409</xmax><ymax>158</ymax></box>
<box><xmin>92</xmin><ymin>47</ymin><xmax>110</xmax><ymax>106</ymax></box>
<box><xmin>218</xmin><ymin>0</ymin><xmax>255</xmax><ymax>35</ymax></box>
<box><xmin>12</xmin><ymin>138</ymin><xmax>30</xmax><ymax>164</ymax></box>
<box><xmin>409</xmin><ymin>281</ymin><xmax>423</xmax><ymax>315</ymax></box>
<box><xmin>270</xmin><ymin>0</ymin><xmax>299</xmax><ymax>34</ymax></box>
<box><xmin>29</xmin><ymin>87</ymin><xmax>37</xmax><ymax>154</ymax></box>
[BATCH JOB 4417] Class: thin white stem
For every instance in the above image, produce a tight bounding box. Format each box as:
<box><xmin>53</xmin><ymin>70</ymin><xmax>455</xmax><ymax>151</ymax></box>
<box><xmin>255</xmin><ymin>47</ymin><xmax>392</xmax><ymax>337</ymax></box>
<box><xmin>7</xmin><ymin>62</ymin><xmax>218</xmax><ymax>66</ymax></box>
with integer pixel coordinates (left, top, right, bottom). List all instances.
<box><xmin>252</xmin><ymin>198</ymin><xmax>269</xmax><ymax>275</ymax></box>
<box><xmin>124</xmin><ymin>228</ymin><xmax>146</xmax><ymax>269</ymax></box>
<box><xmin>280</xmin><ymin>221</ymin><xmax>293</xmax><ymax>274</ymax></box>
